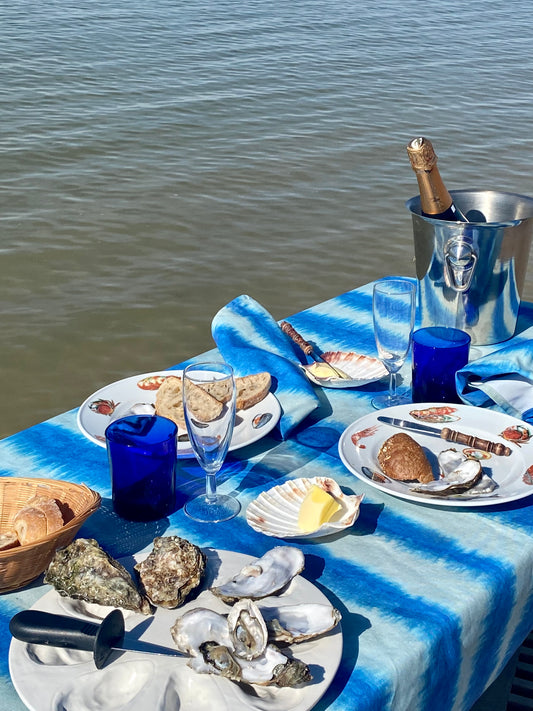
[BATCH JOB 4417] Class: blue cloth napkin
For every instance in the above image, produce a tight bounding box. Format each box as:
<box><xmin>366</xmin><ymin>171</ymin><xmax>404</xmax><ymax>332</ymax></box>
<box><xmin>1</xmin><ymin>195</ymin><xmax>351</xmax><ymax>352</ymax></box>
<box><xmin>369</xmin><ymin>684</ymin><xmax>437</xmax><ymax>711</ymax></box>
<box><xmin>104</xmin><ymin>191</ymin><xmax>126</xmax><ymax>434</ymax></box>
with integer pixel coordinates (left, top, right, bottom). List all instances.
<box><xmin>211</xmin><ymin>295</ymin><xmax>320</xmax><ymax>439</ymax></box>
<box><xmin>456</xmin><ymin>326</ymin><xmax>533</xmax><ymax>423</ymax></box>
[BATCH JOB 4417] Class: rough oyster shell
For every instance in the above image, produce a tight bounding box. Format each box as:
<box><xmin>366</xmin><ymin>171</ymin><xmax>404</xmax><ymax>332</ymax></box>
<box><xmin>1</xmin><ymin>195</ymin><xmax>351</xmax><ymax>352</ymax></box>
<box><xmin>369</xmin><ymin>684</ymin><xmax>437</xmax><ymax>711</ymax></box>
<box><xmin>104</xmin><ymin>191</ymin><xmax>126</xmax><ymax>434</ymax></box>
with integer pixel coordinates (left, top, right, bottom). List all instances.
<box><xmin>260</xmin><ymin>602</ymin><xmax>341</xmax><ymax>644</ymax></box>
<box><xmin>246</xmin><ymin>476</ymin><xmax>363</xmax><ymax>538</ymax></box>
<box><xmin>134</xmin><ymin>536</ymin><xmax>206</xmax><ymax>609</ymax></box>
<box><xmin>210</xmin><ymin>546</ymin><xmax>305</xmax><ymax>604</ymax></box>
<box><xmin>44</xmin><ymin>538</ymin><xmax>151</xmax><ymax>615</ymax></box>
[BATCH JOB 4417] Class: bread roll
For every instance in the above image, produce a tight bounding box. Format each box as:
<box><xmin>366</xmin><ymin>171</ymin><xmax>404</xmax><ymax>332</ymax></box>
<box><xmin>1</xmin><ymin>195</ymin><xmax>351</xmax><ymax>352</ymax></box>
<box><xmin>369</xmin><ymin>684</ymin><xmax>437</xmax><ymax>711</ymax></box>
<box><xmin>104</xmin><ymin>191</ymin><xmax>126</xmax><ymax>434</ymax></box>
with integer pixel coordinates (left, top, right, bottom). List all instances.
<box><xmin>377</xmin><ymin>433</ymin><xmax>433</xmax><ymax>483</ymax></box>
<box><xmin>13</xmin><ymin>495</ymin><xmax>64</xmax><ymax>545</ymax></box>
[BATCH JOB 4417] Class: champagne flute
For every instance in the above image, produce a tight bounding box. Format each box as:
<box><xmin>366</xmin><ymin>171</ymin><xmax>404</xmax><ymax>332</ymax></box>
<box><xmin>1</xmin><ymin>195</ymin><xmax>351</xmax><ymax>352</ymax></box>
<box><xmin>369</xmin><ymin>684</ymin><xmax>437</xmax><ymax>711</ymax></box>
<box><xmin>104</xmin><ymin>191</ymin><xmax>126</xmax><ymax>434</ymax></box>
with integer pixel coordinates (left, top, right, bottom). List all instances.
<box><xmin>372</xmin><ymin>278</ymin><xmax>416</xmax><ymax>409</ymax></box>
<box><xmin>183</xmin><ymin>361</ymin><xmax>241</xmax><ymax>522</ymax></box>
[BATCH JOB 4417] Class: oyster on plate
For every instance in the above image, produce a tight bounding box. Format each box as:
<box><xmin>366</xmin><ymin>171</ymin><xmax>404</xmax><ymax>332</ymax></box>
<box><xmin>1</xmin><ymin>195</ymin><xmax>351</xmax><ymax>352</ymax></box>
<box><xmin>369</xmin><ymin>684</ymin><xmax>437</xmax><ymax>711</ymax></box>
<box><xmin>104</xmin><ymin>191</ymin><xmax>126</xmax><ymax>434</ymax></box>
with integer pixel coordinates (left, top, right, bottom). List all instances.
<box><xmin>134</xmin><ymin>535</ymin><xmax>206</xmax><ymax>609</ymax></box>
<box><xmin>171</xmin><ymin>604</ymin><xmax>311</xmax><ymax>687</ymax></box>
<box><xmin>210</xmin><ymin>546</ymin><xmax>305</xmax><ymax>604</ymax></box>
<box><xmin>410</xmin><ymin>449</ymin><xmax>485</xmax><ymax>497</ymax></box>
<box><xmin>260</xmin><ymin>602</ymin><xmax>342</xmax><ymax>644</ymax></box>
<box><xmin>44</xmin><ymin>538</ymin><xmax>151</xmax><ymax>615</ymax></box>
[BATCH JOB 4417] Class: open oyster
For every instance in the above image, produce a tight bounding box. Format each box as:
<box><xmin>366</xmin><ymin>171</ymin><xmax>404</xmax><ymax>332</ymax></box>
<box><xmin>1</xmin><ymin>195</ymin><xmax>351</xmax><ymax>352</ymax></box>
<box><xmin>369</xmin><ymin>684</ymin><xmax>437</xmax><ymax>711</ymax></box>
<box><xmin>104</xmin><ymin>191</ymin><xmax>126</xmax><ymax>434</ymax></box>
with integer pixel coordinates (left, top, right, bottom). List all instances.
<box><xmin>410</xmin><ymin>449</ymin><xmax>484</xmax><ymax>497</ymax></box>
<box><xmin>171</xmin><ymin>605</ymin><xmax>311</xmax><ymax>687</ymax></box>
<box><xmin>195</xmin><ymin>641</ymin><xmax>311</xmax><ymax>687</ymax></box>
<box><xmin>227</xmin><ymin>598</ymin><xmax>268</xmax><ymax>660</ymax></box>
<box><xmin>260</xmin><ymin>602</ymin><xmax>341</xmax><ymax>644</ymax></box>
<box><xmin>210</xmin><ymin>546</ymin><xmax>305</xmax><ymax>604</ymax></box>
<box><xmin>134</xmin><ymin>536</ymin><xmax>206</xmax><ymax>609</ymax></box>
<box><xmin>44</xmin><ymin>538</ymin><xmax>151</xmax><ymax>615</ymax></box>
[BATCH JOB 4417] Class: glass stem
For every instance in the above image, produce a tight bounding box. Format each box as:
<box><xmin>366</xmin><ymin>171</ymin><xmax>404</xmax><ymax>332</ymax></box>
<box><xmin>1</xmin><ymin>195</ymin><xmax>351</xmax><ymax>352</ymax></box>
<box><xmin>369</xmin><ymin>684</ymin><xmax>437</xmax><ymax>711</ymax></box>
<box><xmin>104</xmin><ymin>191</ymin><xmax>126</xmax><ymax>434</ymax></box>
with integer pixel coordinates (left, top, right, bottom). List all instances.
<box><xmin>389</xmin><ymin>371</ymin><xmax>397</xmax><ymax>401</ymax></box>
<box><xmin>205</xmin><ymin>472</ymin><xmax>217</xmax><ymax>503</ymax></box>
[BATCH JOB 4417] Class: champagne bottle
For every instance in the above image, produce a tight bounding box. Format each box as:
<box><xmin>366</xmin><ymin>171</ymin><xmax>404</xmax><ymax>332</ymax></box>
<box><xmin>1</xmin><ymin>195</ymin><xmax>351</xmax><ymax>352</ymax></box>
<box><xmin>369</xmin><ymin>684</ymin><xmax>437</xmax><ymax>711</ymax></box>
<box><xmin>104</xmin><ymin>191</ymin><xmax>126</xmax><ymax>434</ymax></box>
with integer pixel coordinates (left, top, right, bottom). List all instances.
<box><xmin>406</xmin><ymin>137</ymin><xmax>468</xmax><ymax>221</ymax></box>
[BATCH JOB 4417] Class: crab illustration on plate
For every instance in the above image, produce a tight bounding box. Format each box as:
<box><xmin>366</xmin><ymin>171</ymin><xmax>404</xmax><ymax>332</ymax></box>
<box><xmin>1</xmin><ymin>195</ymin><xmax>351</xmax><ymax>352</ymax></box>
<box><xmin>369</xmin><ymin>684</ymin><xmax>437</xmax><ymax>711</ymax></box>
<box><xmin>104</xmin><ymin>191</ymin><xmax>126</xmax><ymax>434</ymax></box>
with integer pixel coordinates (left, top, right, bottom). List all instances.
<box><xmin>89</xmin><ymin>399</ymin><xmax>118</xmax><ymax>416</ymax></box>
<box><xmin>501</xmin><ymin>425</ymin><xmax>532</xmax><ymax>445</ymax></box>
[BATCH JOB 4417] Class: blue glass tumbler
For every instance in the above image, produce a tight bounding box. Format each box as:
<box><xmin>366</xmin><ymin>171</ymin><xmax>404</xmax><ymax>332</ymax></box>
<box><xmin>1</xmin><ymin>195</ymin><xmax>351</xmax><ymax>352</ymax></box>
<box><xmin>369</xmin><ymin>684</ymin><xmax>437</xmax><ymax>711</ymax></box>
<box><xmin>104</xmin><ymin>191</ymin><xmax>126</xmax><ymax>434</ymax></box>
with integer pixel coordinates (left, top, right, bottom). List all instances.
<box><xmin>411</xmin><ymin>327</ymin><xmax>471</xmax><ymax>404</ymax></box>
<box><xmin>105</xmin><ymin>415</ymin><xmax>177</xmax><ymax>521</ymax></box>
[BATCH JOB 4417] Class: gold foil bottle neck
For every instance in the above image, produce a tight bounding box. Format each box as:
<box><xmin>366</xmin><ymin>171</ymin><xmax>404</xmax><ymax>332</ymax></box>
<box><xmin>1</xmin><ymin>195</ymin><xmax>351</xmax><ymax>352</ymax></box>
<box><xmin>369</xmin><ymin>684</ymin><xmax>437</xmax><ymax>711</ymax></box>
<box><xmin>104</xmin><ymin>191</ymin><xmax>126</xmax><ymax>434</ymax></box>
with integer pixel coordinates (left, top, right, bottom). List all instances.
<box><xmin>406</xmin><ymin>137</ymin><xmax>438</xmax><ymax>172</ymax></box>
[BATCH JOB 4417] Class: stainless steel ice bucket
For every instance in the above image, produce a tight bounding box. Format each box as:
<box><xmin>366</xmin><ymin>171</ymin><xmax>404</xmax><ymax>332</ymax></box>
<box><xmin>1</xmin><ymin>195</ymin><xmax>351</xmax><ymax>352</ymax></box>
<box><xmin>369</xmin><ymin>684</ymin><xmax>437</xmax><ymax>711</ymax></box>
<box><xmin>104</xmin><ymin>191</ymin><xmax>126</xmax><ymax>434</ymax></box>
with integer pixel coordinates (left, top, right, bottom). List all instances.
<box><xmin>406</xmin><ymin>189</ymin><xmax>533</xmax><ymax>345</ymax></box>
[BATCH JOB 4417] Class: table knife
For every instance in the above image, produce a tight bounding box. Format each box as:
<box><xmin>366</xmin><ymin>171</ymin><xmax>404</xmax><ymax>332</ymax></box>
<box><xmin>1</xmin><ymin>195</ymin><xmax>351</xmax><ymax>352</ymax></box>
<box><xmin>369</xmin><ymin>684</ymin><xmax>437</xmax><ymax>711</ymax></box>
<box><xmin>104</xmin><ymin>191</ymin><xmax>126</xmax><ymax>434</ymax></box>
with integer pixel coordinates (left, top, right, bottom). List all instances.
<box><xmin>377</xmin><ymin>416</ymin><xmax>512</xmax><ymax>457</ymax></box>
<box><xmin>280</xmin><ymin>321</ymin><xmax>350</xmax><ymax>379</ymax></box>
<box><xmin>9</xmin><ymin>609</ymin><xmax>185</xmax><ymax>669</ymax></box>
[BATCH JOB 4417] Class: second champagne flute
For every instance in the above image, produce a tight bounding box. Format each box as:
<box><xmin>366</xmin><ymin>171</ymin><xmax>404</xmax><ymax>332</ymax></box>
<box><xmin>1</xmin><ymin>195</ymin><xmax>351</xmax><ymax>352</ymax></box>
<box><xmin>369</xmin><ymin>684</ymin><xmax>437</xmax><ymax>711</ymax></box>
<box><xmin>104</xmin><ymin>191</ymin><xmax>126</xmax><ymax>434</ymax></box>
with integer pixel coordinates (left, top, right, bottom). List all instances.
<box><xmin>372</xmin><ymin>278</ymin><xmax>416</xmax><ymax>409</ymax></box>
<box><xmin>183</xmin><ymin>361</ymin><xmax>240</xmax><ymax>523</ymax></box>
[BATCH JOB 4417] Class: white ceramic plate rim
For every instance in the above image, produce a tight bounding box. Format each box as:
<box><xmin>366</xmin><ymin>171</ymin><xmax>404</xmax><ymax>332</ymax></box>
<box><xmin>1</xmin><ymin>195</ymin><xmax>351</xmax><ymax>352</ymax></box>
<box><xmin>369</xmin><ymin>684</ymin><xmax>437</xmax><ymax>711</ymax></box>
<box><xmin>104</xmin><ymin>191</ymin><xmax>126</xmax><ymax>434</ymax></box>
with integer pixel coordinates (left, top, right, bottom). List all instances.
<box><xmin>9</xmin><ymin>548</ymin><xmax>342</xmax><ymax>711</ymax></box>
<box><xmin>77</xmin><ymin>370</ymin><xmax>281</xmax><ymax>458</ymax></box>
<box><xmin>338</xmin><ymin>402</ymin><xmax>533</xmax><ymax>508</ymax></box>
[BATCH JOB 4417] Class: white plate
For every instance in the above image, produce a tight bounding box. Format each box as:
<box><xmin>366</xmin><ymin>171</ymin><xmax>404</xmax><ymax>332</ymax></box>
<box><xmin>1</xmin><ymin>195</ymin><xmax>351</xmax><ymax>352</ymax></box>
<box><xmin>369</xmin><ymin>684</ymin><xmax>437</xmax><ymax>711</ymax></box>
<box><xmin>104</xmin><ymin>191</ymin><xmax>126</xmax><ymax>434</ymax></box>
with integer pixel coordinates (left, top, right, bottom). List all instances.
<box><xmin>338</xmin><ymin>403</ymin><xmax>533</xmax><ymax>507</ymax></box>
<box><xmin>77</xmin><ymin>370</ymin><xmax>281</xmax><ymax>458</ymax></box>
<box><xmin>246</xmin><ymin>476</ymin><xmax>364</xmax><ymax>538</ymax></box>
<box><xmin>9</xmin><ymin>548</ymin><xmax>342</xmax><ymax>711</ymax></box>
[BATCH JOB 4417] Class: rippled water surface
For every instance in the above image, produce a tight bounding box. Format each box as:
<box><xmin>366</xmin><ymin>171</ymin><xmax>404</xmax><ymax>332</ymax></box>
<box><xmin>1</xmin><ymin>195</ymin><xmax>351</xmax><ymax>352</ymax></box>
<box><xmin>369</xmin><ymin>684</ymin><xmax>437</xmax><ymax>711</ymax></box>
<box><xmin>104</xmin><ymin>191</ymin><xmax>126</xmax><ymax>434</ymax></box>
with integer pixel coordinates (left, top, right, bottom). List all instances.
<box><xmin>2</xmin><ymin>0</ymin><xmax>533</xmax><ymax>437</ymax></box>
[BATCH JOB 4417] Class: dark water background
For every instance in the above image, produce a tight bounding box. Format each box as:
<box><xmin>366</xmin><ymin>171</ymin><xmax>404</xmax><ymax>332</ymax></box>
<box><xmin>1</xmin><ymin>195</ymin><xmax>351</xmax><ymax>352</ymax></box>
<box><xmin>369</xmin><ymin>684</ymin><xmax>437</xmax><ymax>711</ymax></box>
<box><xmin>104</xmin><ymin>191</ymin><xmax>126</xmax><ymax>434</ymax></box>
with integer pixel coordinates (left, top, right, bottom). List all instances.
<box><xmin>2</xmin><ymin>0</ymin><xmax>533</xmax><ymax>437</ymax></box>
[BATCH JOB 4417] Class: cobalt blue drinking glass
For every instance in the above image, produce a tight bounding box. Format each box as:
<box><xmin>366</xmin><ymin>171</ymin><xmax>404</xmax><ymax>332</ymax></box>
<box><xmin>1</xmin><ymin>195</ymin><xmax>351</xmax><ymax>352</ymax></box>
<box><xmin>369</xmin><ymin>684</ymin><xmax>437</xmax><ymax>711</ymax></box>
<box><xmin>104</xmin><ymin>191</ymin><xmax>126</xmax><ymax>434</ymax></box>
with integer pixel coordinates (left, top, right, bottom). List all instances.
<box><xmin>411</xmin><ymin>327</ymin><xmax>471</xmax><ymax>404</ymax></box>
<box><xmin>105</xmin><ymin>414</ymin><xmax>178</xmax><ymax>521</ymax></box>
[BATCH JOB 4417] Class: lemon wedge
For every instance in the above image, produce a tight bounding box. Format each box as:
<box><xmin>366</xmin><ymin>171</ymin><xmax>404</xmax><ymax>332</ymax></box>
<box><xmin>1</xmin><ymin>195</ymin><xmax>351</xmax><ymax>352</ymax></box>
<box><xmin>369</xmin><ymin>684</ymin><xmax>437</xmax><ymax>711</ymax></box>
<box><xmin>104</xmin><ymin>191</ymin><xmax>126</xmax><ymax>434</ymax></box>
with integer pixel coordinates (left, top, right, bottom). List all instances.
<box><xmin>298</xmin><ymin>485</ymin><xmax>341</xmax><ymax>533</ymax></box>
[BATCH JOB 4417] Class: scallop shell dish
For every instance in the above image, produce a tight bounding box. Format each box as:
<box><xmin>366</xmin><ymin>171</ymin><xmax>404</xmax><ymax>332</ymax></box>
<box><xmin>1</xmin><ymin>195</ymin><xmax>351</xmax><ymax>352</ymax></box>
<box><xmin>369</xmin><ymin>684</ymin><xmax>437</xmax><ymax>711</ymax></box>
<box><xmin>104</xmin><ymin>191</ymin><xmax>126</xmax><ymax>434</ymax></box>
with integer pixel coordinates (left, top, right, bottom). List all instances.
<box><xmin>303</xmin><ymin>351</ymin><xmax>387</xmax><ymax>388</ymax></box>
<box><xmin>246</xmin><ymin>477</ymin><xmax>363</xmax><ymax>538</ymax></box>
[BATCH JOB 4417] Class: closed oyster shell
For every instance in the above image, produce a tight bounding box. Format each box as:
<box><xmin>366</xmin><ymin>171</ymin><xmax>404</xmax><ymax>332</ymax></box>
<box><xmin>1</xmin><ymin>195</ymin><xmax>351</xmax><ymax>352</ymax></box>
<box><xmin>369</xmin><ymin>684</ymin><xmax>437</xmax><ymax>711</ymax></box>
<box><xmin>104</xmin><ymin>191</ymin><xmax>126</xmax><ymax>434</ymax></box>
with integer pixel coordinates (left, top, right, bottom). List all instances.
<box><xmin>210</xmin><ymin>546</ymin><xmax>305</xmax><ymax>604</ymax></box>
<box><xmin>134</xmin><ymin>536</ymin><xmax>206</xmax><ymax>609</ymax></box>
<box><xmin>44</xmin><ymin>538</ymin><xmax>151</xmax><ymax>615</ymax></box>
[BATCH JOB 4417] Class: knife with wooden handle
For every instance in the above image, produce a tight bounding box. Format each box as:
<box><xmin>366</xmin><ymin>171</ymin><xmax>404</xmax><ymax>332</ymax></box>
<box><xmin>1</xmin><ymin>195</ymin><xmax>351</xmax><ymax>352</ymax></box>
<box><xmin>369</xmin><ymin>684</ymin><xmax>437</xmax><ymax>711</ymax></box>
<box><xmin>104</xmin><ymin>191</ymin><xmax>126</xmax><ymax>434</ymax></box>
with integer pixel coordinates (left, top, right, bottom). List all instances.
<box><xmin>377</xmin><ymin>416</ymin><xmax>512</xmax><ymax>456</ymax></box>
<box><xmin>280</xmin><ymin>321</ymin><xmax>350</xmax><ymax>379</ymax></box>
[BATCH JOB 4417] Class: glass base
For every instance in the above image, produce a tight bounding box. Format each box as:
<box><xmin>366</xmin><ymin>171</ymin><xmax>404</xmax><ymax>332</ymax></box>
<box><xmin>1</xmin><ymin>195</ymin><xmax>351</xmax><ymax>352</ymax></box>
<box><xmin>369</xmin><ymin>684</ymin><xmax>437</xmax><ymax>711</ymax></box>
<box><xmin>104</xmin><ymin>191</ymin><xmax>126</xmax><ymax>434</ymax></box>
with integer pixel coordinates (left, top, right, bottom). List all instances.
<box><xmin>371</xmin><ymin>388</ymin><xmax>411</xmax><ymax>410</ymax></box>
<box><xmin>184</xmin><ymin>493</ymin><xmax>241</xmax><ymax>523</ymax></box>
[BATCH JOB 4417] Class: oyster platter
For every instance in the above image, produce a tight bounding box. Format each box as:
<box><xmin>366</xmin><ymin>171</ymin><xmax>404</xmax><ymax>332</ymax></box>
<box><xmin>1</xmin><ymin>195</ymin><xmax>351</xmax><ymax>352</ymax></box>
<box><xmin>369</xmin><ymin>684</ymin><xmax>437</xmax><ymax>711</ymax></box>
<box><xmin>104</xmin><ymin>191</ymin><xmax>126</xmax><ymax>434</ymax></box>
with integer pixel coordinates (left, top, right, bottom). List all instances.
<box><xmin>339</xmin><ymin>403</ymin><xmax>533</xmax><ymax>508</ymax></box>
<box><xmin>9</xmin><ymin>537</ymin><xmax>343</xmax><ymax>711</ymax></box>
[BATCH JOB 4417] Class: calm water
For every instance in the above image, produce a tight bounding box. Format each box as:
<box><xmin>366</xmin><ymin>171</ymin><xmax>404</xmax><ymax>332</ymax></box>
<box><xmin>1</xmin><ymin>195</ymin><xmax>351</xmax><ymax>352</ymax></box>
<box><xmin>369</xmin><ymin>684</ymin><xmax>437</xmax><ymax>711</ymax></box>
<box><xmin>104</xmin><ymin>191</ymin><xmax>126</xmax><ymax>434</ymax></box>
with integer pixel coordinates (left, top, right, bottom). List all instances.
<box><xmin>2</xmin><ymin>0</ymin><xmax>533</xmax><ymax>438</ymax></box>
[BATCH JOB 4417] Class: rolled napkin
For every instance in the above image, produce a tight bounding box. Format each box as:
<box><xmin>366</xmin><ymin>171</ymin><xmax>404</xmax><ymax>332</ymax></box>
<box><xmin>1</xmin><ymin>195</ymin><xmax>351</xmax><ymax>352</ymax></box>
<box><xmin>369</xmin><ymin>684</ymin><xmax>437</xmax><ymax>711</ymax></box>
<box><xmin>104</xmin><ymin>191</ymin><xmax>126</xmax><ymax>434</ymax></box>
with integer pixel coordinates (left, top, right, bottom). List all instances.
<box><xmin>456</xmin><ymin>326</ymin><xmax>533</xmax><ymax>423</ymax></box>
<box><xmin>212</xmin><ymin>295</ymin><xmax>320</xmax><ymax>438</ymax></box>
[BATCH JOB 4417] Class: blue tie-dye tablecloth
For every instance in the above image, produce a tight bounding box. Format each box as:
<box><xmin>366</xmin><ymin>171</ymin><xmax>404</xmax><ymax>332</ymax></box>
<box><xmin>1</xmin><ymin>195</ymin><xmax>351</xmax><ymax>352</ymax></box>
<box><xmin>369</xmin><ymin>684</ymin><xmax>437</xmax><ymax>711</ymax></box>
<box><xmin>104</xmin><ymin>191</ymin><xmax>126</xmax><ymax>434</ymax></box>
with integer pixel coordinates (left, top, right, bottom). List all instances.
<box><xmin>2</xmin><ymin>280</ymin><xmax>533</xmax><ymax>711</ymax></box>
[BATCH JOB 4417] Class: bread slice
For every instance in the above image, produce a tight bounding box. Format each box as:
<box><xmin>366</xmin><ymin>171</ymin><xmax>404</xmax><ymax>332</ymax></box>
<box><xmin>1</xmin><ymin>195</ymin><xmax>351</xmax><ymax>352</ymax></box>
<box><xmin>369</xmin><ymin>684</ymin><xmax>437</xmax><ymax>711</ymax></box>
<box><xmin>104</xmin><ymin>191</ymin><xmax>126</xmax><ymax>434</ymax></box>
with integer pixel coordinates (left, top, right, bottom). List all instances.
<box><xmin>377</xmin><ymin>433</ymin><xmax>433</xmax><ymax>483</ymax></box>
<box><xmin>235</xmin><ymin>372</ymin><xmax>271</xmax><ymax>410</ymax></box>
<box><xmin>155</xmin><ymin>375</ymin><xmax>223</xmax><ymax>428</ymax></box>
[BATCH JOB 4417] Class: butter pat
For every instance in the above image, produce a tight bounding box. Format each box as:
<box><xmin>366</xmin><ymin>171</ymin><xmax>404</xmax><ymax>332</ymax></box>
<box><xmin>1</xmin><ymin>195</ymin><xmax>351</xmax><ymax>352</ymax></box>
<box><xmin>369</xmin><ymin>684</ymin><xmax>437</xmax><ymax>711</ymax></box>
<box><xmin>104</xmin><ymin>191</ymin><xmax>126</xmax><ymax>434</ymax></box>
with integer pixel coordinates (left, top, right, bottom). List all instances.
<box><xmin>298</xmin><ymin>485</ymin><xmax>342</xmax><ymax>533</ymax></box>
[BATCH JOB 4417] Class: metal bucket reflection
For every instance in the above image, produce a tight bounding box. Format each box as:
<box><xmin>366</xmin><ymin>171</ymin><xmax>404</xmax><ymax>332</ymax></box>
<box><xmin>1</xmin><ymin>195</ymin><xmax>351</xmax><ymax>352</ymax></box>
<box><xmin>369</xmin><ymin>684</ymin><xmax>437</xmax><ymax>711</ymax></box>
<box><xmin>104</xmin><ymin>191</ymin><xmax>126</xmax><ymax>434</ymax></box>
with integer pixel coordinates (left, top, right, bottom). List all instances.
<box><xmin>406</xmin><ymin>189</ymin><xmax>533</xmax><ymax>345</ymax></box>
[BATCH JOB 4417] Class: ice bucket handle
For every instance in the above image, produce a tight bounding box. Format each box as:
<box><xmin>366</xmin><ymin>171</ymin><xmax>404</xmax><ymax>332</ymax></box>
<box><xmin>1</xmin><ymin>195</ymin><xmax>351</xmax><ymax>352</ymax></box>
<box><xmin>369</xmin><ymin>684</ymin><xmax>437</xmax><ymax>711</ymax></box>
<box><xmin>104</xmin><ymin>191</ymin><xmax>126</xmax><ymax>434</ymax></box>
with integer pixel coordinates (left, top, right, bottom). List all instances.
<box><xmin>444</xmin><ymin>237</ymin><xmax>478</xmax><ymax>292</ymax></box>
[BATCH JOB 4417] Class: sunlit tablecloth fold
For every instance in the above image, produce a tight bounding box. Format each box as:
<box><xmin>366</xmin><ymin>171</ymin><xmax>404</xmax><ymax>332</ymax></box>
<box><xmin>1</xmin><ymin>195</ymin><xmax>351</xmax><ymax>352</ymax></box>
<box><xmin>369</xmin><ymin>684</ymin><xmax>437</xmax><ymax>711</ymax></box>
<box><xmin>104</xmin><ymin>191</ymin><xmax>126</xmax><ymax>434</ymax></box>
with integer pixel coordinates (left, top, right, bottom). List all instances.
<box><xmin>456</xmin><ymin>325</ymin><xmax>533</xmax><ymax>422</ymax></box>
<box><xmin>212</xmin><ymin>294</ymin><xmax>320</xmax><ymax>438</ymax></box>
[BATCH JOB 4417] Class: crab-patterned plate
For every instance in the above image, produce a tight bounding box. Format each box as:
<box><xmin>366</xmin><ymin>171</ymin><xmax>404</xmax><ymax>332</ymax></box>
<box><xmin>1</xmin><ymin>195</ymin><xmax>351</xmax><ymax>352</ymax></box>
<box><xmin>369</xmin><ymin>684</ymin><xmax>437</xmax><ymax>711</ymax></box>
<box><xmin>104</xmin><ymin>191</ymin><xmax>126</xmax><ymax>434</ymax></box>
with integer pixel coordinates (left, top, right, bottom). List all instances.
<box><xmin>77</xmin><ymin>370</ymin><xmax>280</xmax><ymax>458</ymax></box>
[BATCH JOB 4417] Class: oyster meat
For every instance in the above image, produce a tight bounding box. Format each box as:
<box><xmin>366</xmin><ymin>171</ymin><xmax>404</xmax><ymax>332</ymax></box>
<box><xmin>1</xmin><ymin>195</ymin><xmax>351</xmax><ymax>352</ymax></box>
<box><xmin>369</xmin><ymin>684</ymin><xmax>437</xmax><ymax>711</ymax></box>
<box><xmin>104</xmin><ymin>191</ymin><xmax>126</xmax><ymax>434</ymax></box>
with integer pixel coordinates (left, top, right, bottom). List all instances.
<box><xmin>134</xmin><ymin>535</ymin><xmax>206</xmax><ymax>609</ymax></box>
<box><xmin>44</xmin><ymin>538</ymin><xmax>151</xmax><ymax>615</ymax></box>
<box><xmin>260</xmin><ymin>602</ymin><xmax>342</xmax><ymax>644</ymax></box>
<box><xmin>210</xmin><ymin>546</ymin><xmax>305</xmax><ymax>604</ymax></box>
<box><xmin>410</xmin><ymin>449</ymin><xmax>484</xmax><ymax>497</ymax></box>
<box><xmin>171</xmin><ymin>605</ymin><xmax>311</xmax><ymax>687</ymax></box>
<box><xmin>195</xmin><ymin>641</ymin><xmax>312</xmax><ymax>687</ymax></box>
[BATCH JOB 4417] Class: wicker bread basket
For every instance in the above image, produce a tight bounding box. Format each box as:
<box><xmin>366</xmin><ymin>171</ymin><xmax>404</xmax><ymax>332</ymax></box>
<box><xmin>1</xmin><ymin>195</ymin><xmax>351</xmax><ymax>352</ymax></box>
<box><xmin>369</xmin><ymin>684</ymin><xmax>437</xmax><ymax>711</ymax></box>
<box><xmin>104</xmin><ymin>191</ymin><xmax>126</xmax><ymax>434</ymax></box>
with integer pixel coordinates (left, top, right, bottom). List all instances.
<box><xmin>0</xmin><ymin>477</ymin><xmax>101</xmax><ymax>593</ymax></box>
